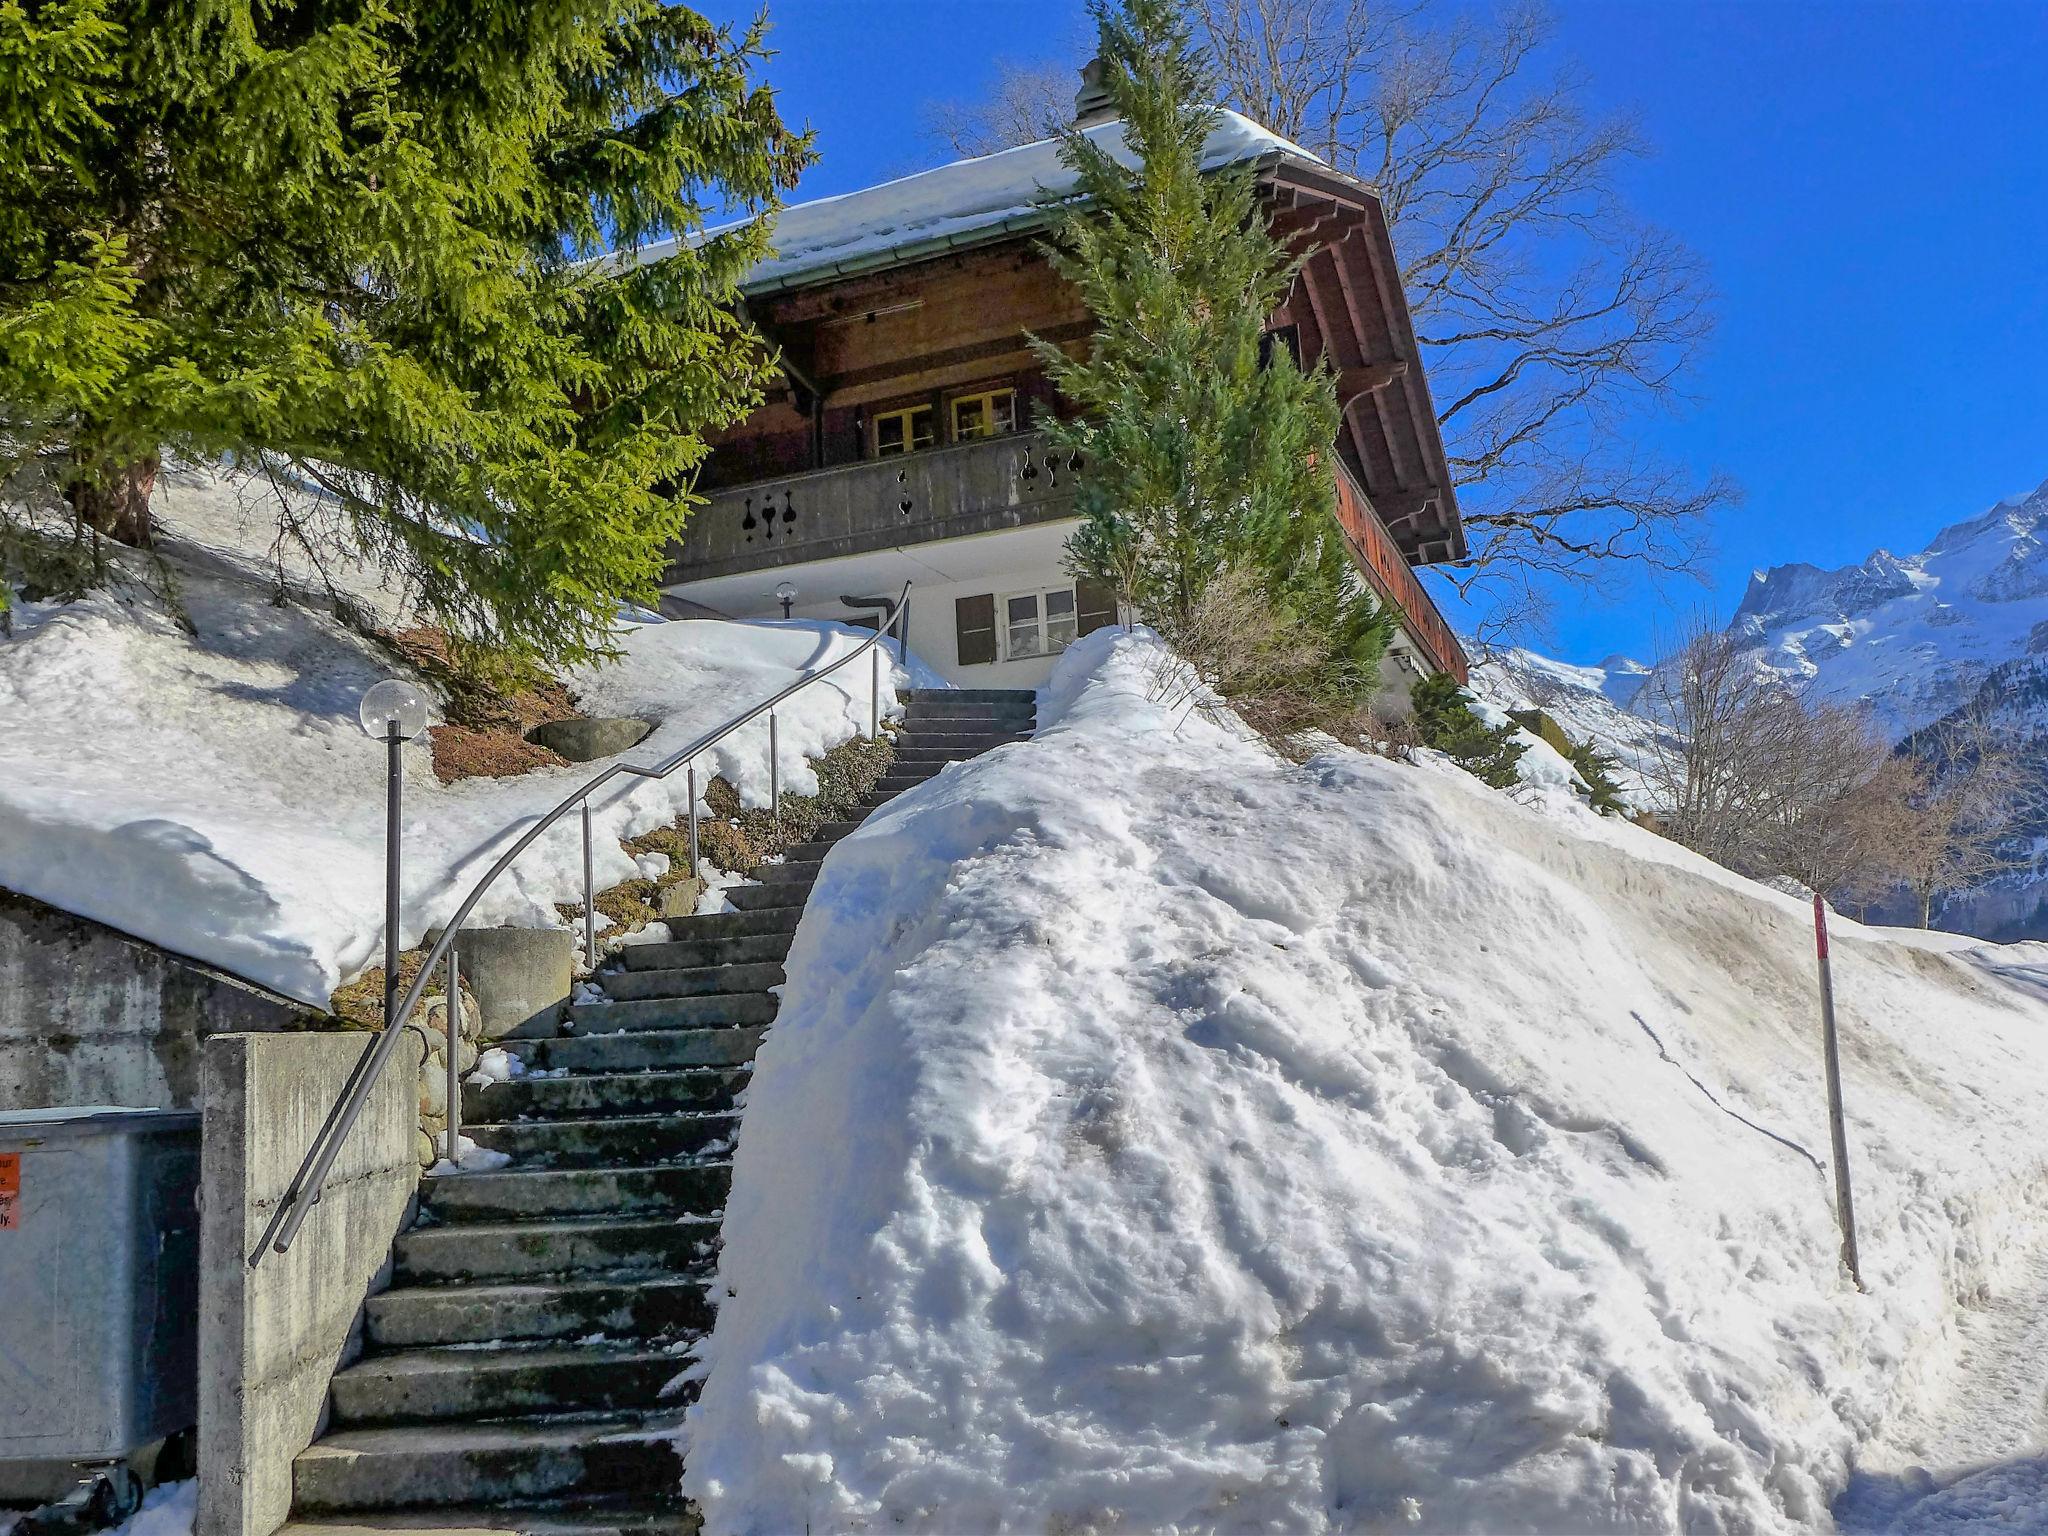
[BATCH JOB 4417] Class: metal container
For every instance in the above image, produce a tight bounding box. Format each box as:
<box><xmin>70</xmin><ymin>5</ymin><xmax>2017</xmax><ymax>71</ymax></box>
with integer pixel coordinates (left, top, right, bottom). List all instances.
<box><xmin>0</xmin><ymin>1108</ymin><xmax>200</xmax><ymax>1504</ymax></box>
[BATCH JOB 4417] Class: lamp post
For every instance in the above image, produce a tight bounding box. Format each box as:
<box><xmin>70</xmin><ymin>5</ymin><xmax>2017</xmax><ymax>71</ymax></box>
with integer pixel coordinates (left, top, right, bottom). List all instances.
<box><xmin>357</xmin><ymin>680</ymin><xmax>429</xmax><ymax>1029</ymax></box>
<box><xmin>775</xmin><ymin>580</ymin><xmax>797</xmax><ymax>620</ymax></box>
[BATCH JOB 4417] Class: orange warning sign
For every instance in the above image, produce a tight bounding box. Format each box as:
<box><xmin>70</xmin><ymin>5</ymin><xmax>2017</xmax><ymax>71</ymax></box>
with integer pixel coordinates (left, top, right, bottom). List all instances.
<box><xmin>0</xmin><ymin>1153</ymin><xmax>18</xmax><ymax>1229</ymax></box>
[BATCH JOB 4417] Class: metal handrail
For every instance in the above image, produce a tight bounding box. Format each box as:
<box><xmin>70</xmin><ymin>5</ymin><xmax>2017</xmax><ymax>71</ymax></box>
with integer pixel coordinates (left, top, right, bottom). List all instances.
<box><xmin>252</xmin><ymin>584</ymin><xmax>913</xmax><ymax>1265</ymax></box>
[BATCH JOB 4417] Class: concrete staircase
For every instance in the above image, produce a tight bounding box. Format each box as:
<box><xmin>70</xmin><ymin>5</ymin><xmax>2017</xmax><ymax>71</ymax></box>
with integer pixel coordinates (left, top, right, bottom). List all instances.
<box><xmin>281</xmin><ymin>688</ymin><xmax>1036</xmax><ymax>1535</ymax></box>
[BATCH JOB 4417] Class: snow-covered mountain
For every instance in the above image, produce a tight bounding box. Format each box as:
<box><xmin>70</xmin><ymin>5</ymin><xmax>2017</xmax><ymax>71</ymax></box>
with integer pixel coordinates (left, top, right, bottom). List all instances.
<box><xmin>1729</xmin><ymin>476</ymin><xmax>2048</xmax><ymax>740</ymax></box>
<box><xmin>1476</xmin><ymin>478</ymin><xmax>2048</xmax><ymax>940</ymax></box>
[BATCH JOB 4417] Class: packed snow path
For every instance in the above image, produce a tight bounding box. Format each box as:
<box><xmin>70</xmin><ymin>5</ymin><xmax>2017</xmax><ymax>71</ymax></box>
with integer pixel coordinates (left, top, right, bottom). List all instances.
<box><xmin>1836</xmin><ymin>1241</ymin><xmax>2048</xmax><ymax>1532</ymax></box>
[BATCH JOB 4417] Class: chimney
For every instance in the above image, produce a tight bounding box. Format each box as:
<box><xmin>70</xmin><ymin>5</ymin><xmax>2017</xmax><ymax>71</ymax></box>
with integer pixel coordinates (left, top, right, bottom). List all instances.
<box><xmin>1072</xmin><ymin>57</ymin><xmax>1117</xmax><ymax>128</ymax></box>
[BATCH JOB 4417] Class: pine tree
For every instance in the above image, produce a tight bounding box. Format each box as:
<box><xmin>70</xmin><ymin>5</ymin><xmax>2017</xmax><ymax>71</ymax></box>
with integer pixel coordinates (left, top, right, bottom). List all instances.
<box><xmin>1411</xmin><ymin>672</ymin><xmax>1528</xmax><ymax>789</ymax></box>
<box><xmin>1034</xmin><ymin>0</ymin><xmax>1392</xmax><ymax>716</ymax></box>
<box><xmin>0</xmin><ymin>0</ymin><xmax>810</xmax><ymax>667</ymax></box>
<box><xmin>1565</xmin><ymin>737</ymin><xmax>1628</xmax><ymax>815</ymax></box>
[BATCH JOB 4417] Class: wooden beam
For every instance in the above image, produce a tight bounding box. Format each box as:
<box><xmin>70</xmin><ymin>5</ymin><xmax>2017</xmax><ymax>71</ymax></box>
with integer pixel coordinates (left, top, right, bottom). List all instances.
<box><xmin>1334</xmin><ymin>359</ymin><xmax>1407</xmax><ymax>404</ymax></box>
<box><xmin>820</xmin><ymin>319</ymin><xmax>1095</xmax><ymax>396</ymax></box>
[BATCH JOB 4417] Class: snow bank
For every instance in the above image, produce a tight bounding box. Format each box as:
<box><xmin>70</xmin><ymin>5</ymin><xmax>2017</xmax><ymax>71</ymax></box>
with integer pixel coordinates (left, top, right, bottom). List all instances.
<box><xmin>687</xmin><ymin>627</ymin><xmax>2048</xmax><ymax>1534</ymax></box>
<box><xmin>0</xmin><ymin>546</ymin><xmax>914</xmax><ymax>1004</ymax></box>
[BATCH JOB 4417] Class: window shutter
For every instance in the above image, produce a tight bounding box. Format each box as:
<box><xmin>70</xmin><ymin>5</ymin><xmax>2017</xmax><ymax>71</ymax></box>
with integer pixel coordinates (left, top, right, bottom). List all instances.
<box><xmin>1076</xmin><ymin>579</ymin><xmax>1119</xmax><ymax>636</ymax></box>
<box><xmin>955</xmin><ymin>593</ymin><xmax>997</xmax><ymax>666</ymax></box>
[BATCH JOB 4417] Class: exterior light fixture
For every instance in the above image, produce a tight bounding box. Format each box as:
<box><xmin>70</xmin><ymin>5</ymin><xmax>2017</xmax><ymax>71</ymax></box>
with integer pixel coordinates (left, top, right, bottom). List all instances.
<box><xmin>357</xmin><ymin>679</ymin><xmax>429</xmax><ymax>1025</ymax></box>
<box><xmin>775</xmin><ymin>581</ymin><xmax>798</xmax><ymax>620</ymax></box>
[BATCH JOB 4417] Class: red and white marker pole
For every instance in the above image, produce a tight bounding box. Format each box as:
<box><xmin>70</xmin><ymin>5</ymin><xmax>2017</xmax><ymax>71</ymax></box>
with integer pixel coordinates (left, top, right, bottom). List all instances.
<box><xmin>1812</xmin><ymin>894</ymin><xmax>1863</xmax><ymax>1290</ymax></box>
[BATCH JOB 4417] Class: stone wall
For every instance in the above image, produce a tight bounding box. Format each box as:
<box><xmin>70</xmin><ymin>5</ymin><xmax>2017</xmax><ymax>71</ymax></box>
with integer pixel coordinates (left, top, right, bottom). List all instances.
<box><xmin>198</xmin><ymin>1029</ymin><xmax>422</xmax><ymax>1536</ymax></box>
<box><xmin>0</xmin><ymin>888</ymin><xmax>305</xmax><ymax>1111</ymax></box>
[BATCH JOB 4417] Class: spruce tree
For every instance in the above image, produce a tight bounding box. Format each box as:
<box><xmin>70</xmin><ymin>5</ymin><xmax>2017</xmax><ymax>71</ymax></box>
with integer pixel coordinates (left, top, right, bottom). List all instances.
<box><xmin>1411</xmin><ymin>672</ymin><xmax>1529</xmax><ymax>789</ymax></box>
<box><xmin>1034</xmin><ymin>0</ymin><xmax>1392</xmax><ymax>715</ymax></box>
<box><xmin>0</xmin><ymin>0</ymin><xmax>810</xmax><ymax>667</ymax></box>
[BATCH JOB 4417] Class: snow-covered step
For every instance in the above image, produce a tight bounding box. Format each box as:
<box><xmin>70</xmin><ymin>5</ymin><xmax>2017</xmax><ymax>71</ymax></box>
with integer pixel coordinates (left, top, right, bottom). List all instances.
<box><xmin>503</xmin><ymin>1025</ymin><xmax>766</xmax><ymax>1074</ymax></box>
<box><xmin>902</xmin><ymin>686</ymin><xmax>1036</xmax><ymax>705</ymax></box>
<box><xmin>279</xmin><ymin>1501</ymin><xmax>698</xmax><ymax>1535</ymax></box>
<box><xmin>329</xmin><ymin>1341</ymin><xmax>695</xmax><ymax>1426</ymax></box>
<box><xmin>292</xmin><ymin>1415</ymin><xmax>686</xmax><ymax>1513</ymax></box>
<box><xmin>464</xmin><ymin>1066</ymin><xmax>748</xmax><ymax>1122</ymax></box>
<box><xmin>597</xmin><ymin>960</ymin><xmax>785</xmax><ymax>1001</ymax></box>
<box><xmin>395</xmin><ymin>1214</ymin><xmax>722</xmax><ymax>1286</ymax></box>
<box><xmin>366</xmin><ymin>1274</ymin><xmax>714</xmax><ymax>1349</ymax></box>
<box><xmin>463</xmin><ymin>1112</ymin><xmax>738</xmax><ymax>1170</ymax></box>
<box><xmin>418</xmin><ymin>1162</ymin><xmax>731</xmax><ymax>1225</ymax></box>
<box><xmin>566</xmin><ymin>992</ymin><xmax>777</xmax><ymax>1032</ymax></box>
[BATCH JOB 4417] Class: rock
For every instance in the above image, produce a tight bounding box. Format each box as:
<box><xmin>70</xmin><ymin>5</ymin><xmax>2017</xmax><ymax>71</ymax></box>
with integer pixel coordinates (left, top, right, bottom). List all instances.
<box><xmin>415</xmin><ymin>1129</ymin><xmax>436</xmax><ymax>1169</ymax></box>
<box><xmin>526</xmin><ymin>717</ymin><xmax>654</xmax><ymax>762</ymax></box>
<box><xmin>659</xmin><ymin>876</ymin><xmax>708</xmax><ymax>918</ymax></box>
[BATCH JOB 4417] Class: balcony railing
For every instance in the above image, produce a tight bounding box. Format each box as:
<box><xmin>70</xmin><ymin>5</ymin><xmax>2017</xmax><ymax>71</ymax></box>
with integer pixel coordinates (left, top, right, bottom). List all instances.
<box><xmin>1333</xmin><ymin>463</ymin><xmax>1469</xmax><ymax>683</ymax></box>
<box><xmin>673</xmin><ymin>431</ymin><xmax>1083</xmax><ymax>584</ymax></box>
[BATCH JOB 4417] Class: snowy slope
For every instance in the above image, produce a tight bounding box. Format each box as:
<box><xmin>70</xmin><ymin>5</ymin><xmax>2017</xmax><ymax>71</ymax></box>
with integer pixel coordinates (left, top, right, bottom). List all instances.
<box><xmin>685</xmin><ymin>627</ymin><xmax>2048</xmax><ymax>1535</ymax></box>
<box><xmin>0</xmin><ymin>530</ymin><xmax>913</xmax><ymax>1005</ymax></box>
<box><xmin>1469</xmin><ymin>647</ymin><xmax>1674</xmax><ymax>803</ymax></box>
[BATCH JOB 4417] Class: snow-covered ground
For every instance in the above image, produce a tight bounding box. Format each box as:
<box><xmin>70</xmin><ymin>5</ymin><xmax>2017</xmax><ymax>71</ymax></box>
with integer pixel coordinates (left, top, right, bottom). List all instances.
<box><xmin>0</xmin><ymin>480</ymin><xmax>918</xmax><ymax>1004</ymax></box>
<box><xmin>1470</xmin><ymin>646</ymin><xmax>1677</xmax><ymax>806</ymax></box>
<box><xmin>686</xmin><ymin>626</ymin><xmax>2048</xmax><ymax>1534</ymax></box>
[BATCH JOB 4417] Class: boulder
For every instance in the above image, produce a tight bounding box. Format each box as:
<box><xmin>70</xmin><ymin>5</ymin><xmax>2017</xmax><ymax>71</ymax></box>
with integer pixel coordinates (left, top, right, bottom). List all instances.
<box><xmin>527</xmin><ymin>716</ymin><xmax>654</xmax><ymax>762</ymax></box>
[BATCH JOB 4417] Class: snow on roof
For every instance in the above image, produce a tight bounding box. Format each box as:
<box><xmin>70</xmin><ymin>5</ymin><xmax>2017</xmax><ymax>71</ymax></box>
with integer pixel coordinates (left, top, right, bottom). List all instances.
<box><xmin>624</xmin><ymin>110</ymin><xmax>1328</xmax><ymax>295</ymax></box>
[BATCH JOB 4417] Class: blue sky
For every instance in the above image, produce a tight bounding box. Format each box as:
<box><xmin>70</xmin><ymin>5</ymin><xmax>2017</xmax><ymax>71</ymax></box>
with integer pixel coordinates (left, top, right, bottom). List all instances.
<box><xmin>707</xmin><ymin>0</ymin><xmax>2048</xmax><ymax>663</ymax></box>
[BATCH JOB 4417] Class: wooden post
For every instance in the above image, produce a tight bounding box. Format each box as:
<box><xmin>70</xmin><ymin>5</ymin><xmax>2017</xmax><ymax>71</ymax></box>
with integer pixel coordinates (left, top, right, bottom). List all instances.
<box><xmin>1812</xmin><ymin>895</ymin><xmax>1863</xmax><ymax>1289</ymax></box>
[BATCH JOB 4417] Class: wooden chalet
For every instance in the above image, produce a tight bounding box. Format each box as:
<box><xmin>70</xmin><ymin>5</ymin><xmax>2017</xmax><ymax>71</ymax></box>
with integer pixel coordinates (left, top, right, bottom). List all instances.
<box><xmin>649</xmin><ymin>70</ymin><xmax>1469</xmax><ymax>696</ymax></box>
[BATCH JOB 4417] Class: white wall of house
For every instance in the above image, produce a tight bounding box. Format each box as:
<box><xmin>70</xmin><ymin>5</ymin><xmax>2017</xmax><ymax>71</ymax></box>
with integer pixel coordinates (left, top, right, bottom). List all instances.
<box><xmin>664</xmin><ymin>521</ymin><xmax>1095</xmax><ymax>690</ymax></box>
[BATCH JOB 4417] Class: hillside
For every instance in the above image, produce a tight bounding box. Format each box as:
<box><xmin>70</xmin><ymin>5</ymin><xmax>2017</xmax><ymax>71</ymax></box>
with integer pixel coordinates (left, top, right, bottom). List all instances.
<box><xmin>685</xmin><ymin>626</ymin><xmax>2048</xmax><ymax>1534</ymax></box>
<box><xmin>0</xmin><ymin>474</ymin><xmax>909</xmax><ymax>1003</ymax></box>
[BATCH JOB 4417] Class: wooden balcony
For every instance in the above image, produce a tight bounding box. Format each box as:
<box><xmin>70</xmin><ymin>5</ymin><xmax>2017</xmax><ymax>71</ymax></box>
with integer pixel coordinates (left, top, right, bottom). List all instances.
<box><xmin>1334</xmin><ymin>462</ymin><xmax>1469</xmax><ymax>683</ymax></box>
<box><xmin>671</xmin><ymin>431</ymin><xmax>1083</xmax><ymax>583</ymax></box>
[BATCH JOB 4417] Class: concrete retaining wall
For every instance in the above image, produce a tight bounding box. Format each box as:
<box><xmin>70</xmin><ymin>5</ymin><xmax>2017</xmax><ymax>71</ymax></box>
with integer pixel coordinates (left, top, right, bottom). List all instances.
<box><xmin>199</xmin><ymin>1030</ymin><xmax>422</xmax><ymax>1536</ymax></box>
<box><xmin>0</xmin><ymin>889</ymin><xmax>304</xmax><ymax>1112</ymax></box>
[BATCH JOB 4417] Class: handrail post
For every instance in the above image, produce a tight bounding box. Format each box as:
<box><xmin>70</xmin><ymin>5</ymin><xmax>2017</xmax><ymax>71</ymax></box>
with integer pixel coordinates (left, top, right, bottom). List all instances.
<box><xmin>769</xmin><ymin>711</ymin><xmax>780</xmax><ymax>833</ymax></box>
<box><xmin>870</xmin><ymin>647</ymin><xmax>880</xmax><ymax>738</ymax></box>
<box><xmin>444</xmin><ymin>940</ymin><xmax>461</xmax><ymax>1165</ymax></box>
<box><xmin>898</xmin><ymin>593</ymin><xmax>910</xmax><ymax>668</ymax></box>
<box><xmin>382</xmin><ymin>724</ymin><xmax>403</xmax><ymax>1029</ymax></box>
<box><xmin>686</xmin><ymin>761</ymin><xmax>700</xmax><ymax>880</ymax></box>
<box><xmin>580</xmin><ymin>801</ymin><xmax>596</xmax><ymax>966</ymax></box>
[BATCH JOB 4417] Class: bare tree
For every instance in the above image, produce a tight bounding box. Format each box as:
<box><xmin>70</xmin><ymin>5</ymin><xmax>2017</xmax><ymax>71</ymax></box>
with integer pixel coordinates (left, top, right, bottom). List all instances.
<box><xmin>926</xmin><ymin>2</ymin><xmax>1735</xmax><ymax>635</ymax></box>
<box><xmin>1637</xmin><ymin>618</ymin><xmax>1915</xmax><ymax>902</ymax></box>
<box><xmin>1891</xmin><ymin>706</ymin><xmax>2044</xmax><ymax>927</ymax></box>
<box><xmin>923</xmin><ymin>58</ymin><xmax>1078</xmax><ymax>158</ymax></box>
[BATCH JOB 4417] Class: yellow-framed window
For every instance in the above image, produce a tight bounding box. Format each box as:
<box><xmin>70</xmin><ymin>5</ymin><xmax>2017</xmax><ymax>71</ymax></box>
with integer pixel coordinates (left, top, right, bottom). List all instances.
<box><xmin>873</xmin><ymin>404</ymin><xmax>936</xmax><ymax>457</ymax></box>
<box><xmin>950</xmin><ymin>388</ymin><xmax>1017</xmax><ymax>442</ymax></box>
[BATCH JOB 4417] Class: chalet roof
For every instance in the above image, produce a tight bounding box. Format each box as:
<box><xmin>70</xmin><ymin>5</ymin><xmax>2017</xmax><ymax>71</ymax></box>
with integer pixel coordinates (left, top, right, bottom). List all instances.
<box><xmin>628</xmin><ymin>111</ymin><xmax>1329</xmax><ymax>296</ymax></box>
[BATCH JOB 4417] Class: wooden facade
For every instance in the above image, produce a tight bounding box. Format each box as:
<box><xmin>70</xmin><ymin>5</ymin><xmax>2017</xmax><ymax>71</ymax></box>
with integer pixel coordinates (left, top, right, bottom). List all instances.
<box><xmin>672</xmin><ymin>131</ymin><xmax>1469</xmax><ymax>683</ymax></box>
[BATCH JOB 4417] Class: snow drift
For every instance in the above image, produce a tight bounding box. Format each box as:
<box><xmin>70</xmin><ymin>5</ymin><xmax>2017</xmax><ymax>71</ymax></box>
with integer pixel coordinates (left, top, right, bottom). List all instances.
<box><xmin>0</xmin><ymin>540</ymin><xmax>912</xmax><ymax>1005</ymax></box>
<box><xmin>687</xmin><ymin>627</ymin><xmax>2048</xmax><ymax>1533</ymax></box>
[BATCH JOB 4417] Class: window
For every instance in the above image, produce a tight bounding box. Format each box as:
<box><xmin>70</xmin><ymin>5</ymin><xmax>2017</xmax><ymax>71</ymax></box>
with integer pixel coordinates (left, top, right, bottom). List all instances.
<box><xmin>1002</xmin><ymin>586</ymin><xmax>1078</xmax><ymax>660</ymax></box>
<box><xmin>950</xmin><ymin>388</ymin><xmax>1017</xmax><ymax>442</ymax></box>
<box><xmin>872</xmin><ymin>403</ymin><xmax>934</xmax><ymax>457</ymax></box>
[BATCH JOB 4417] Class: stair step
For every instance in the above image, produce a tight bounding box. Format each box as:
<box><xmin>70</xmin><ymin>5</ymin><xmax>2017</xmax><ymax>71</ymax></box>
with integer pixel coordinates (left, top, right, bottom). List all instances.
<box><xmin>397</xmin><ymin>1213</ymin><xmax>722</xmax><ymax>1285</ymax></box>
<box><xmin>809</xmin><ymin>819</ymin><xmax>862</xmax><ymax>841</ymax></box>
<box><xmin>330</xmin><ymin>1341</ymin><xmax>696</xmax><ymax>1427</ymax></box>
<box><xmin>616</xmin><ymin>931</ymin><xmax>790</xmax><ymax>971</ymax></box>
<box><xmin>754</xmin><ymin>858</ymin><xmax>825</xmax><ymax>885</ymax></box>
<box><xmin>891</xmin><ymin>734</ymin><xmax>1026</xmax><ymax>751</ymax></box>
<box><xmin>465</xmin><ymin>1112</ymin><xmax>738</xmax><ymax>1169</ymax></box>
<box><xmin>596</xmin><ymin>961</ymin><xmax>784</xmax><ymax>1001</ymax></box>
<box><xmin>292</xmin><ymin>1415</ymin><xmax>685</xmax><ymax>1514</ymax></box>
<box><xmin>420</xmin><ymin>1162</ymin><xmax>731</xmax><ymax>1225</ymax></box>
<box><xmin>891</xmin><ymin>746</ymin><xmax>995</xmax><ymax>764</ymax></box>
<box><xmin>279</xmin><ymin>1499</ymin><xmax>696</xmax><ymax>1534</ymax></box>
<box><xmin>465</xmin><ymin>1068</ymin><xmax>746</xmax><ymax>1123</ymax></box>
<box><xmin>503</xmin><ymin>1026</ymin><xmax>765</xmax><ymax>1074</ymax></box>
<box><xmin>658</xmin><ymin>906</ymin><xmax>802</xmax><ymax>940</ymax></box>
<box><xmin>721</xmin><ymin>883</ymin><xmax>810</xmax><ymax>913</ymax></box>
<box><xmin>903</xmin><ymin>688</ymin><xmax>1035</xmax><ymax>703</ymax></box>
<box><xmin>367</xmin><ymin>1274</ymin><xmax>714</xmax><ymax>1348</ymax></box>
<box><xmin>901</xmin><ymin>706</ymin><xmax>1035</xmax><ymax>724</ymax></box>
<box><xmin>567</xmin><ymin>993</ymin><xmax>776</xmax><ymax>1033</ymax></box>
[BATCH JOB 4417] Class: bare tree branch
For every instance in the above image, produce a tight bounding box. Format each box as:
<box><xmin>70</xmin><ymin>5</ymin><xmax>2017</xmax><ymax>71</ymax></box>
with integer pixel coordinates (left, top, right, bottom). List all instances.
<box><xmin>922</xmin><ymin>58</ymin><xmax>1079</xmax><ymax>159</ymax></box>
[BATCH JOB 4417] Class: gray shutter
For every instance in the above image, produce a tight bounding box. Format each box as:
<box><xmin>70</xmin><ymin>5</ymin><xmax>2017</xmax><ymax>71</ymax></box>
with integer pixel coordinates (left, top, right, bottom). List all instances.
<box><xmin>955</xmin><ymin>593</ymin><xmax>997</xmax><ymax>666</ymax></box>
<box><xmin>1076</xmin><ymin>579</ymin><xmax>1119</xmax><ymax>636</ymax></box>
